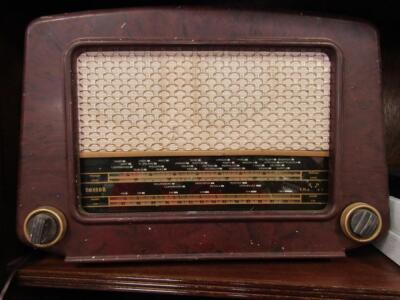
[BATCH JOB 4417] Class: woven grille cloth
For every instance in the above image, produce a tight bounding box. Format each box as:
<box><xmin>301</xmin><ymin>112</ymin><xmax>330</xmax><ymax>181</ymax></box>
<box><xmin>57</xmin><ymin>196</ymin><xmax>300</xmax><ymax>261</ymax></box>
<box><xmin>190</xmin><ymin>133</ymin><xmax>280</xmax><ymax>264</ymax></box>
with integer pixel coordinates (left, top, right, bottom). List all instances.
<box><xmin>76</xmin><ymin>49</ymin><xmax>331</xmax><ymax>152</ymax></box>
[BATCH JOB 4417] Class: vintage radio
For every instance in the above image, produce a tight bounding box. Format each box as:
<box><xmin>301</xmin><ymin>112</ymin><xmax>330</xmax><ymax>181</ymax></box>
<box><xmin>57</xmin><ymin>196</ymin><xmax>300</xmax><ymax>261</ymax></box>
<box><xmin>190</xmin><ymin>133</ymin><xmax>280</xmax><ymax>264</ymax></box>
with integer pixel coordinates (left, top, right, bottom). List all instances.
<box><xmin>17</xmin><ymin>8</ymin><xmax>389</xmax><ymax>262</ymax></box>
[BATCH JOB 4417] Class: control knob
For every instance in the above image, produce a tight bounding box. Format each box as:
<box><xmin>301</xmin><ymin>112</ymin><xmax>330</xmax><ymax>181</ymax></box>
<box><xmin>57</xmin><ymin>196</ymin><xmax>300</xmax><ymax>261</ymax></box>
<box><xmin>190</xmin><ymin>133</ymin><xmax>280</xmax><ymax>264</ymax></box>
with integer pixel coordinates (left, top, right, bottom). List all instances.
<box><xmin>24</xmin><ymin>207</ymin><xmax>66</xmax><ymax>248</ymax></box>
<box><xmin>340</xmin><ymin>202</ymin><xmax>382</xmax><ymax>243</ymax></box>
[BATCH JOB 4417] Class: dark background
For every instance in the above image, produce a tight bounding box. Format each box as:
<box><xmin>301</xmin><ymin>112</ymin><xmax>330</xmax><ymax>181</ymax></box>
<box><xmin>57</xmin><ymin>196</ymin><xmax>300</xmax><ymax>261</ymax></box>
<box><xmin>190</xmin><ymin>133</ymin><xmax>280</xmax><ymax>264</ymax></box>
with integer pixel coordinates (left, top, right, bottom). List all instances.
<box><xmin>1</xmin><ymin>1</ymin><xmax>399</xmax><ymax>299</ymax></box>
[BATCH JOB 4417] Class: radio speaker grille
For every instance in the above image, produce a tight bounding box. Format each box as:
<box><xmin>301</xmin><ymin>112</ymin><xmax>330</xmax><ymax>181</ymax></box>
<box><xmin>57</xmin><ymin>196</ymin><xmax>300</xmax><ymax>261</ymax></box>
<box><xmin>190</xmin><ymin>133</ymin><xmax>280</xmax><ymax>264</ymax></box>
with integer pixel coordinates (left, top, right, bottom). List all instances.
<box><xmin>76</xmin><ymin>49</ymin><xmax>331</xmax><ymax>152</ymax></box>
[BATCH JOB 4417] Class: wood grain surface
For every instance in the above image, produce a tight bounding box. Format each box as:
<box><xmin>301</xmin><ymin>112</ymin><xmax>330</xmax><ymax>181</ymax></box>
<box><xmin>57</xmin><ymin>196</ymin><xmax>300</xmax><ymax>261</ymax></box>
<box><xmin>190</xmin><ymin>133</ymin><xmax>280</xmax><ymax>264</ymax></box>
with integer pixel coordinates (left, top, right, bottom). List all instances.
<box><xmin>17</xmin><ymin>247</ymin><xmax>400</xmax><ymax>299</ymax></box>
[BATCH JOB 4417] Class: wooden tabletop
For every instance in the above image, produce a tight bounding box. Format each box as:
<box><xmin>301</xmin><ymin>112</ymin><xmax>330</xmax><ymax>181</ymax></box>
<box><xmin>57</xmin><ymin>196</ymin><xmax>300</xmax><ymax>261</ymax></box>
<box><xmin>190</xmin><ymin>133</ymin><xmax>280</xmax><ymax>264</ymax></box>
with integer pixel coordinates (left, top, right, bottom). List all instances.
<box><xmin>17</xmin><ymin>246</ymin><xmax>400</xmax><ymax>299</ymax></box>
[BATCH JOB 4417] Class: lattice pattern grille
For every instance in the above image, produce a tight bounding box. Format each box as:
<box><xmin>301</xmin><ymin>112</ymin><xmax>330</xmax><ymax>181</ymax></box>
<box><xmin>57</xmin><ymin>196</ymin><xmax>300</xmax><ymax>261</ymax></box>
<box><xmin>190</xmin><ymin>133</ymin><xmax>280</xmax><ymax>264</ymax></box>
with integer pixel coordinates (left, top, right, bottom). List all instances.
<box><xmin>76</xmin><ymin>49</ymin><xmax>331</xmax><ymax>152</ymax></box>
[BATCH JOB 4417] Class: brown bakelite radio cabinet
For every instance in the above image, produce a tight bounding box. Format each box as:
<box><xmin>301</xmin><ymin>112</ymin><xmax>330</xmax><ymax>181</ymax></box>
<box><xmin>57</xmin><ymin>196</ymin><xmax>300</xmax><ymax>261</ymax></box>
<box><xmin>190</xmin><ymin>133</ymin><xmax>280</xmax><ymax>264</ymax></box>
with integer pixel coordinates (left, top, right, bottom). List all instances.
<box><xmin>17</xmin><ymin>8</ymin><xmax>388</xmax><ymax>262</ymax></box>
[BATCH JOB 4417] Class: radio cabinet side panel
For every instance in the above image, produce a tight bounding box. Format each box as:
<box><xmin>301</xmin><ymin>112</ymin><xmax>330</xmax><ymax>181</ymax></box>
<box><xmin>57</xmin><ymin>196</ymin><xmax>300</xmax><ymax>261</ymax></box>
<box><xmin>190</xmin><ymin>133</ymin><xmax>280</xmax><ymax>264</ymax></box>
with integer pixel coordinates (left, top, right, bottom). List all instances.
<box><xmin>17</xmin><ymin>8</ymin><xmax>388</xmax><ymax>261</ymax></box>
<box><xmin>17</xmin><ymin>18</ymin><xmax>72</xmax><ymax>255</ymax></box>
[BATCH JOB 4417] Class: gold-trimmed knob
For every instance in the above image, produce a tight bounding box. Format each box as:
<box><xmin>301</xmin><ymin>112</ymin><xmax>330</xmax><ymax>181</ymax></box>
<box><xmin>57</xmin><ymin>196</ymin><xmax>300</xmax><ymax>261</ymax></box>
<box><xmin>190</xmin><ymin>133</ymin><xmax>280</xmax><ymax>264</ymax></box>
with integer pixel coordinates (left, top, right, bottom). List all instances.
<box><xmin>340</xmin><ymin>202</ymin><xmax>382</xmax><ymax>243</ymax></box>
<box><xmin>23</xmin><ymin>206</ymin><xmax>67</xmax><ymax>248</ymax></box>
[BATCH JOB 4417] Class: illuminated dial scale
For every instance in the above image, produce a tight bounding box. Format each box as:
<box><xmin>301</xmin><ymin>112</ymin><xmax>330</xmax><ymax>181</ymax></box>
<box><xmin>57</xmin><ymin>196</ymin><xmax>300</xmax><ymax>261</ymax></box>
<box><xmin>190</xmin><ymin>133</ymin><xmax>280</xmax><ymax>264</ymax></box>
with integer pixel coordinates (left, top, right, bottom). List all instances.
<box><xmin>80</xmin><ymin>155</ymin><xmax>328</xmax><ymax>212</ymax></box>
